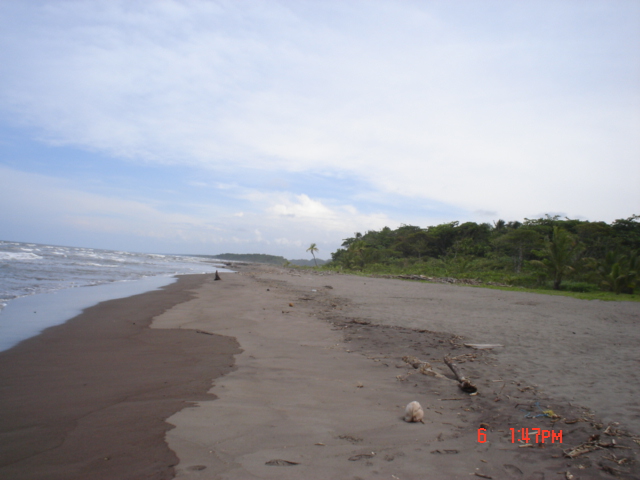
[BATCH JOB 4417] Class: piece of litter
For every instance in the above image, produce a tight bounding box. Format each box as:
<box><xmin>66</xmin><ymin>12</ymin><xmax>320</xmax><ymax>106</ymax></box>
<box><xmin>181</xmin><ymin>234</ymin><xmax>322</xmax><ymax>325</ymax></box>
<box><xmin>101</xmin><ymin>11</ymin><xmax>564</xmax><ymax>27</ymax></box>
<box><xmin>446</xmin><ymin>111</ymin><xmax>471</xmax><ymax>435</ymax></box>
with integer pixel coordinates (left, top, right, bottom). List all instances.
<box><xmin>464</xmin><ymin>344</ymin><xmax>504</xmax><ymax>349</ymax></box>
<box><xmin>265</xmin><ymin>459</ymin><xmax>299</xmax><ymax>466</ymax></box>
<box><xmin>348</xmin><ymin>452</ymin><xmax>375</xmax><ymax>461</ymax></box>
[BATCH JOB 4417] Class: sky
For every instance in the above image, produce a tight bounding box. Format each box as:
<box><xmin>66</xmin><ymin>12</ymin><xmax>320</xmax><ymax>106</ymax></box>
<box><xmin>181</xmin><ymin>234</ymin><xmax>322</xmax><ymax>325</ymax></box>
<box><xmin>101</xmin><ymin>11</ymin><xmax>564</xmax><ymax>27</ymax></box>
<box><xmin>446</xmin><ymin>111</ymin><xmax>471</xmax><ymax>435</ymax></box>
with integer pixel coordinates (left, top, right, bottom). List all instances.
<box><xmin>0</xmin><ymin>0</ymin><xmax>638</xmax><ymax>259</ymax></box>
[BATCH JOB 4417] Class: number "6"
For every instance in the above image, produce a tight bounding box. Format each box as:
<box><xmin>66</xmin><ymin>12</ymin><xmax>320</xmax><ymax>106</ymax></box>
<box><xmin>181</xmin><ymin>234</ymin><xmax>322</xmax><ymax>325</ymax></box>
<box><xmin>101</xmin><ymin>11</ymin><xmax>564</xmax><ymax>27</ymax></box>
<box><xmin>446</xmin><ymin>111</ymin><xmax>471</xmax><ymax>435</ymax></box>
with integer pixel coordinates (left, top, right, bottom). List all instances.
<box><xmin>478</xmin><ymin>428</ymin><xmax>487</xmax><ymax>443</ymax></box>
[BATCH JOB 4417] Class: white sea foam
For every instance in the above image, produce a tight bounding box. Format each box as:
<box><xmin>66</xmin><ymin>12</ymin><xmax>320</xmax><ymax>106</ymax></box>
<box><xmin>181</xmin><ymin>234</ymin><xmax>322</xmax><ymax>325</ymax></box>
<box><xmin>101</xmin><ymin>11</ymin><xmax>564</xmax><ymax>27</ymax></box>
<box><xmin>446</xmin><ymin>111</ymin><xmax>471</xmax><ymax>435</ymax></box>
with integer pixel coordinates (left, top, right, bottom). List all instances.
<box><xmin>79</xmin><ymin>263</ymin><xmax>119</xmax><ymax>268</ymax></box>
<box><xmin>0</xmin><ymin>252</ymin><xmax>42</xmax><ymax>260</ymax></box>
<box><xmin>0</xmin><ymin>240</ymin><xmax>233</xmax><ymax>342</ymax></box>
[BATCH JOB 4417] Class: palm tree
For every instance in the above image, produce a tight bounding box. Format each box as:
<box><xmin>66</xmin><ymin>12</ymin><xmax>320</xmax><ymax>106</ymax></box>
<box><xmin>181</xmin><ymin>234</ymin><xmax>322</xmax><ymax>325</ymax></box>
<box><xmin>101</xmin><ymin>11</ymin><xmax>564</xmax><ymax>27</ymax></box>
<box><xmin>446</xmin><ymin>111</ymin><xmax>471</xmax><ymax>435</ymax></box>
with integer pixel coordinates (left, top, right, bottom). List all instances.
<box><xmin>531</xmin><ymin>226</ymin><xmax>584</xmax><ymax>290</ymax></box>
<box><xmin>307</xmin><ymin>243</ymin><xmax>319</xmax><ymax>267</ymax></box>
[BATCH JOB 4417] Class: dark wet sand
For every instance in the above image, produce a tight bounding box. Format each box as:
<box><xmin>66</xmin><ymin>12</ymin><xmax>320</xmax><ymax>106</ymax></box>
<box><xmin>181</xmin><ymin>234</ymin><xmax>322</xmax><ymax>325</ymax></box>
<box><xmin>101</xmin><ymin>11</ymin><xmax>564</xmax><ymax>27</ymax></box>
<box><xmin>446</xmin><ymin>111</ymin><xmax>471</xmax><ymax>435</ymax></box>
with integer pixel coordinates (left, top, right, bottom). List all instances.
<box><xmin>0</xmin><ymin>274</ymin><xmax>240</xmax><ymax>480</ymax></box>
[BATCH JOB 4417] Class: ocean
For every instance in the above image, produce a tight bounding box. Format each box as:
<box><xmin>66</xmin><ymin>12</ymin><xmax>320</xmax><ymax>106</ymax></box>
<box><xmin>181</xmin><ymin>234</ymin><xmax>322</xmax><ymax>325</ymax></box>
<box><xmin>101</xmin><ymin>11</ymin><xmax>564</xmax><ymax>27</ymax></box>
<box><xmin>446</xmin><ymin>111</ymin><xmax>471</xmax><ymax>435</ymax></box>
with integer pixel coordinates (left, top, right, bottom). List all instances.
<box><xmin>0</xmin><ymin>240</ymin><xmax>232</xmax><ymax>351</ymax></box>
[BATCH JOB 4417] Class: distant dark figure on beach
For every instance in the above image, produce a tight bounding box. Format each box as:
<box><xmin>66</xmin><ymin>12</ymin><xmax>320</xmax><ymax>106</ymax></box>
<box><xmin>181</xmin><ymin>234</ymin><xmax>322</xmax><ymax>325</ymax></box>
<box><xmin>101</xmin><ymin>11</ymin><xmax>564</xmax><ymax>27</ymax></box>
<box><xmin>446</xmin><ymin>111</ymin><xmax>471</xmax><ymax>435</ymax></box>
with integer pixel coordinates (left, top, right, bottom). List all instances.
<box><xmin>214</xmin><ymin>271</ymin><xmax>221</xmax><ymax>281</ymax></box>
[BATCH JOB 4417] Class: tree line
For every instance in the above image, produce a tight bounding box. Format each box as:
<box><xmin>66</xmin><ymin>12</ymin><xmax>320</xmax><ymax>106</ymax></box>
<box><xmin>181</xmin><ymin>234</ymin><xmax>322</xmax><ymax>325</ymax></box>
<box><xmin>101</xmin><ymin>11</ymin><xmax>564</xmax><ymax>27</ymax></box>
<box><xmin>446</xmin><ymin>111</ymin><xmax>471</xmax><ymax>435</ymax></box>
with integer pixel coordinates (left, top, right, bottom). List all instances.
<box><xmin>327</xmin><ymin>215</ymin><xmax>640</xmax><ymax>294</ymax></box>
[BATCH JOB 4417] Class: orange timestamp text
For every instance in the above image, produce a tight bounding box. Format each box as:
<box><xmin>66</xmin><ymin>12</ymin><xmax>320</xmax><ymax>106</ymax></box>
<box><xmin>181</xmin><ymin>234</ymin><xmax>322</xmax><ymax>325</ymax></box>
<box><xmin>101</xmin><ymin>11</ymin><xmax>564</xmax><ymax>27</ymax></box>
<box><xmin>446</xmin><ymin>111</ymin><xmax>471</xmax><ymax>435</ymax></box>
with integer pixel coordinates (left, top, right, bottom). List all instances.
<box><xmin>477</xmin><ymin>428</ymin><xmax>563</xmax><ymax>443</ymax></box>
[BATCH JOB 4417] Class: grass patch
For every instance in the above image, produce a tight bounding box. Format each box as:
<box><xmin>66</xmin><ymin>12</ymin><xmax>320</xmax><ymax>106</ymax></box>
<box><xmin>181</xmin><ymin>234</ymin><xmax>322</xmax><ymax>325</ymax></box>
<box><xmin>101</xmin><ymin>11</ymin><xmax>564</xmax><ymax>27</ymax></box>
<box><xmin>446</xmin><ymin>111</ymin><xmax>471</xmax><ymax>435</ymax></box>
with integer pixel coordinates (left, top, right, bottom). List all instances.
<box><xmin>468</xmin><ymin>284</ymin><xmax>640</xmax><ymax>302</ymax></box>
<box><xmin>314</xmin><ymin>265</ymin><xmax>640</xmax><ymax>302</ymax></box>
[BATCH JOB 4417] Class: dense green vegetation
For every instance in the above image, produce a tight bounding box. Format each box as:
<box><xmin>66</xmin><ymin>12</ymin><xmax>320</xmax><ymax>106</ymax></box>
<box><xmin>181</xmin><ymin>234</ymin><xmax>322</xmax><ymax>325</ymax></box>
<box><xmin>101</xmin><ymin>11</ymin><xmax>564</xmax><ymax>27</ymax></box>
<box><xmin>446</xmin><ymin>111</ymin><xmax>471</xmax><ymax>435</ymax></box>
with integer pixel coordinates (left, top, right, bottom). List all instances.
<box><xmin>324</xmin><ymin>215</ymin><xmax>640</xmax><ymax>297</ymax></box>
<box><xmin>206</xmin><ymin>253</ymin><xmax>288</xmax><ymax>265</ymax></box>
<box><xmin>197</xmin><ymin>253</ymin><xmax>327</xmax><ymax>267</ymax></box>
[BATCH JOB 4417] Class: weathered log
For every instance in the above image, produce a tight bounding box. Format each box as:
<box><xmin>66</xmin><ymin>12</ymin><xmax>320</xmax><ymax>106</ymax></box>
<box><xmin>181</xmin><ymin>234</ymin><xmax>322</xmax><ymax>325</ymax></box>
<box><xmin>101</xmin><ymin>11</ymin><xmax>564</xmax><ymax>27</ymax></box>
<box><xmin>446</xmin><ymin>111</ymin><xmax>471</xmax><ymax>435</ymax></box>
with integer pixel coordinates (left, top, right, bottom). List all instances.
<box><xmin>444</xmin><ymin>355</ymin><xmax>478</xmax><ymax>394</ymax></box>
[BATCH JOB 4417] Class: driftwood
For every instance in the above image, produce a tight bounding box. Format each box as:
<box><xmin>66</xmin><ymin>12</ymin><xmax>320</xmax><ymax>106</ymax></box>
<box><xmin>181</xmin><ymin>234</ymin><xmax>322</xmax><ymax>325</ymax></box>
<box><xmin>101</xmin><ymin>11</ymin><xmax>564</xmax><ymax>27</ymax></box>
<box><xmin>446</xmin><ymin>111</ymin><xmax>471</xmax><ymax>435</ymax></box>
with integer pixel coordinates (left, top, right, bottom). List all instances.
<box><xmin>372</xmin><ymin>274</ymin><xmax>511</xmax><ymax>287</ymax></box>
<box><xmin>563</xmin><ymin>434</ymin><xmax>621</xmax><ymax>458</ymax></box>
<box><xmin>265</xmin><ymin>459</ymin><xmax>299</xmax><ymax>466</ymax></box>
<box><xmin>444</xmin><ymin>355</ymin><xmax>478</xmax><ymax>394</ymax></box>
<box><xmin>402</xmin><ymin>356</ymin><xmax>446</xmax><ymax>378</ymax></box>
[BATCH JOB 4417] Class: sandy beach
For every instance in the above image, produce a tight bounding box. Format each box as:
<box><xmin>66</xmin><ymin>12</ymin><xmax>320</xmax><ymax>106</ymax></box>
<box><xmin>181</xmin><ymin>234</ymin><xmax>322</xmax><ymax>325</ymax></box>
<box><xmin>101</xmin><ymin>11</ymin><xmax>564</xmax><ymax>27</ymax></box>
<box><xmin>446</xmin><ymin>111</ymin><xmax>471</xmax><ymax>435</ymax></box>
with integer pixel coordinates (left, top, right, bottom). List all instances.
<box><xmin>1</xmin><ymin>265</ymin><xmax>639</xmax><ymax>479</ymax></box>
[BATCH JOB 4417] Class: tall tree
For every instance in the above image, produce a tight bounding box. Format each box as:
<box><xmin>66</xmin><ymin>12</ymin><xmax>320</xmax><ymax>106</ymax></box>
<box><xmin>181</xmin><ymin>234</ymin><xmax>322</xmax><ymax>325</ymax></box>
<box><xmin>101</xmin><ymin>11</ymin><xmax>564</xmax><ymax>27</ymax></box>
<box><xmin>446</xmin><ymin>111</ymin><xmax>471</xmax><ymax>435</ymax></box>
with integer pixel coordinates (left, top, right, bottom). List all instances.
<box><xmin>596</xmin><ymin>250</ymin><xmax>639</xmax><ymax>294</ymax></box>
<box><xmin>493</xmin><ymin>227</ymin><xmax>541</xmax><ymax>273</ymax></box>
<box><xmin>531</xmin><ymin>227</ymin><xmax>584</xmax><ymax>290</ymax></box>
<box><xmin>306</xmin><ymin>243</ymin><xmax>319</xmax><ymax>267</ymax></box>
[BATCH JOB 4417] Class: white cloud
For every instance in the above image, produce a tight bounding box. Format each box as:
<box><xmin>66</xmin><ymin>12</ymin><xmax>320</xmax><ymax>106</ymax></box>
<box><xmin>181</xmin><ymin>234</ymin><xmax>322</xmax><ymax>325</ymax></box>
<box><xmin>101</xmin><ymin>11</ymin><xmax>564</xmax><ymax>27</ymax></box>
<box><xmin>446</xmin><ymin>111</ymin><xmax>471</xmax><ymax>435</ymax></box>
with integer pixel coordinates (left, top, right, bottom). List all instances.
<box><xmin>0</xmin><ymin>0</ymin><xmax>638</xmax><ymax>245</ymax></box>
<box><xmin>0</xmin><ymin>166</ymin><xmax>392</xmax><ymax>255</ymax></box>
<box><xmin>0</xmin><ymin>166</ymin><xmax>226</xmax><ymax>242</ymax></box>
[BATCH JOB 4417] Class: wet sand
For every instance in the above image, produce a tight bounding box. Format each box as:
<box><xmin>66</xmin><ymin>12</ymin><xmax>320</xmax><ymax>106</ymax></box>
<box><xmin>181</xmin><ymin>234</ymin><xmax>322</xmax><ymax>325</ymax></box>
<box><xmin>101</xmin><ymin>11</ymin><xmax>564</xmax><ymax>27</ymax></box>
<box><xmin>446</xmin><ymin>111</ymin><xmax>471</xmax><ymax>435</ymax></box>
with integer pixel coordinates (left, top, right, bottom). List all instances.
<box><xmin>1</xmin><ymin>266</ymin><xmax>639</xmax><ymax>479</ymax></box>
<box><xmin>0</xmin><ymin>274</ymin><xmax>240</xmax><ymax>480</ymax></box>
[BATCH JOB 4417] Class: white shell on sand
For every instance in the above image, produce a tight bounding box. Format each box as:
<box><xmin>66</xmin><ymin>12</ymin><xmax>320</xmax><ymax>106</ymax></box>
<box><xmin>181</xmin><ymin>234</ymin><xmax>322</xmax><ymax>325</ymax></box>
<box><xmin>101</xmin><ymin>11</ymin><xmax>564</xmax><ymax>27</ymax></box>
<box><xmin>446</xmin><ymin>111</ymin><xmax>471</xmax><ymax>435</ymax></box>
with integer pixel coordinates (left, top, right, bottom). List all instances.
<box><xmin>404</xmin><ymin>401</ymin><xmax>424</xmax><ymax>423</ymax></box>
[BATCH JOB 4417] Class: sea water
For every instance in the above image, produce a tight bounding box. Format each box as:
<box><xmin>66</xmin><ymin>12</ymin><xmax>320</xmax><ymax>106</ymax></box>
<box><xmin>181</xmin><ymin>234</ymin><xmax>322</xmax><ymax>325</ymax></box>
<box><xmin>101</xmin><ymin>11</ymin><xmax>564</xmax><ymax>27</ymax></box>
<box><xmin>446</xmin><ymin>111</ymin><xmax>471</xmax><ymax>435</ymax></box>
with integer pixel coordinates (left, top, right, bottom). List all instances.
<box><xmin>0</xmin><ymin>240</ymin><xmax>232</xmax><ymax>351</ymax></box>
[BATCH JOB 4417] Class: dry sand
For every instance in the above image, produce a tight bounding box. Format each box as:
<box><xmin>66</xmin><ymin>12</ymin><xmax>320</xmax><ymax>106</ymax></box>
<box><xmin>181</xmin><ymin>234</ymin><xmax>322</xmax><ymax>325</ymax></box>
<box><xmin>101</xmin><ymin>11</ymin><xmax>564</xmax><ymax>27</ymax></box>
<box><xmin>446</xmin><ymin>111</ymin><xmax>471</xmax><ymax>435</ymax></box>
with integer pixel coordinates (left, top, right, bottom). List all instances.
<box><xmin>155</xmin><ymin>265</ymin><xmax>640</xmax><ymax>480</ymax></box>
<box><xmin>1</xmin><ymin>265</ymin><xmax>639</xmax><ymax>479</ymax></box>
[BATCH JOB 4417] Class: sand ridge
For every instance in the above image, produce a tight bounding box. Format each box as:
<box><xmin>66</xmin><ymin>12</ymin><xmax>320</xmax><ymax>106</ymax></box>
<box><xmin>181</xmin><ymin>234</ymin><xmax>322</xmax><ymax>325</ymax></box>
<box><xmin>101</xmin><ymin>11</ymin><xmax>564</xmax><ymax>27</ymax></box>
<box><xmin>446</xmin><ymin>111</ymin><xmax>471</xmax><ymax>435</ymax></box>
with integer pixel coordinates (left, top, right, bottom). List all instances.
<box><xmin>155</xmin><ymin>266</ymin><xmax>640</xmax><ymax>479</ymax></box>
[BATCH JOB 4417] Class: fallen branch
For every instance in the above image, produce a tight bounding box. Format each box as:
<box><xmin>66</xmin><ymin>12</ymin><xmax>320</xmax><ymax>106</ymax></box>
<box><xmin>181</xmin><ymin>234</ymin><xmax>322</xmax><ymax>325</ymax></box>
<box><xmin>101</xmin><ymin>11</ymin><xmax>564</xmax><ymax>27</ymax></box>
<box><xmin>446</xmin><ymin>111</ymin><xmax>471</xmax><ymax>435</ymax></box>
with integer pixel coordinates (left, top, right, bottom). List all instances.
<box><xmin>444</xmin><ymin>355</ymin><xmax>478</xmax><ymax>395</ymax></box>
<box><xmin>564</xmin><ymin>435</ymin><xmax>621</xmax><ymax>458</ymax></box>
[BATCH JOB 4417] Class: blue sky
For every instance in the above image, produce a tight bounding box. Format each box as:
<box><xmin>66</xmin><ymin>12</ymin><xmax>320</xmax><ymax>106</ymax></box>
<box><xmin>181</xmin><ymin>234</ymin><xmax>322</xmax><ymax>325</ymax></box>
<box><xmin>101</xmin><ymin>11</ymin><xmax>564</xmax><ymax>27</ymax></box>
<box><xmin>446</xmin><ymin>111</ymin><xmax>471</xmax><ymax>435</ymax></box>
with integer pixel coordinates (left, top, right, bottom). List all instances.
<box><xmin>1</xmin><ymin>0</ymin><xmax>638</xmax><ymax>259</ymax></box>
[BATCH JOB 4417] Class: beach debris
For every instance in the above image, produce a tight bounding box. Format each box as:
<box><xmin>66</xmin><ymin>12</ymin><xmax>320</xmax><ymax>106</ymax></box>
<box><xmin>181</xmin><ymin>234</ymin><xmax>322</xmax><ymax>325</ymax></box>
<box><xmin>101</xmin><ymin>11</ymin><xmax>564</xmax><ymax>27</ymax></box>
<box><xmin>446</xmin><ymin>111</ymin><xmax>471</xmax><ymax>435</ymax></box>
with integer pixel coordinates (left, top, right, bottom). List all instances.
<box><xmin>602</xmin><ymin>453</ymin><xmax>630</xmax><ymax>465</ymax></box>
<box><xmin>474</xmin><ymin>473</ymin><xmax>492</xmax><ymax>479</ymax></box>
<box><xmin>265</xmin><ymin>459</ymin><xmax>300</xmax><ymax>466</ymax></box>
<box><xmin>563</xmin><ymin>418</ymin><xmax>584</xmax><ymax>424</ymax></box>
<box><xmin>338</xmin><ymin>434</ymin><xmax>362</xmax><ymax>443</ymax></box>
<box><xmin>403</xmin><ymin>355</ymin><xmax>422</xmax><ymax>368</ymax></box>
<box><xmin>289</xmin><ymin>302</ymin><xmax>294</xmax><ymax>307</ymax></box>
<box><xmin>187</xmin><ymin>465</ymin><xmax>207</xmax><ymax>471</ymax></box>
<box><xmin>599</xmin><ymin>462</ymin><xmax>624</xmax><ymax>476</ymax></box>
<box><xmin>520</xmin><ymin>401</ymin><xmax>559</xmax><ymax>419</ymax></box>
<box><xmin>195</xmin><ymin>329</ymin><xmax>214</xmax><ymax>336</ymax></box>
<box><xmin>348</xmin><ymin>452</ymin><xmax>375</xmax><ymax>461</ymax></box>
<box><xmin>430</xmin><ymin>449</ymin><xmax>459</xmax><ymax>454</ymax></box>
<box><xmin>443</xmin><ymin>355</ymin><xmax>478</xmax><ymax>395</ymax></box>
<box><xmin>563</xmin><ymin>434</ymin><xmax>621</xmax><ymax>458</ymax></box>
<box><xmin>314</xmin><ymin>443</ymin><xmax>325</xmax><ymax>446</ymax></box>
<box><xmin>324</xmin><ymin>285</ymin><xmax>333</xmax><ymax>289</ymax></box>
<box><xmin>372</xmin><ymin>273</ymin><xmax>511</xmax><ymax>287</ymax></box>
<box><xmin>402</xmin><ymin>355</ymin><xmax>446</xmax><ymax>378</ymax></box>
<box><xmin>603</xmin><ymin>422</ymin><xmax>621</xmax><ymax>436</ymax></box>
<box><xmin>356</xmin><ymin>381</ymin><xmax>364</xmax><ymax>388</ymax></box>
<box><xmin>404</xmin><ymin>401</ymin><xmax>425</xmax><ymax>423</ymax></box>
<box><xmin>448</xmin><ymin>352</ymin><xmax>477</xmax><ymax>363</ymax></box>
<box><xmin>350</xmin><ymin>318</ymin><xmax>371</xmax><ymax>325</ymax></box>
<box><xmin>464</xmin><ymin>343</ymin><xmax>504</xmax><ymax>350</ymax></box>
<box><xmin>214</xmin><ymin>271</ymin><xmax>221</xmax><ymax>281</ymax></box>
<box><xmin>419</xmin><ymin>363</ymin><xmax>445</xmax><ymax>377</ymax></box>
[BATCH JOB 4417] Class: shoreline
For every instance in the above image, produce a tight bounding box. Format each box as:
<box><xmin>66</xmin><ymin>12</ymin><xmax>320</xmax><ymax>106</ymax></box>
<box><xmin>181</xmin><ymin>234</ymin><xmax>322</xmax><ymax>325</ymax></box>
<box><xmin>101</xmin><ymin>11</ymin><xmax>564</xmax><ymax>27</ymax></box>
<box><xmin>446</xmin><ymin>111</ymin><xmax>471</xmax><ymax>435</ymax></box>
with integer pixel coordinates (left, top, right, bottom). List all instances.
<box><xmin>0</xmin><ymin>273</ymin><xmax>240</xmax><ymax>480</ymax></box>
<box><xmin>0</xmin><ymin>275</ymin><xmax>184</xmax><ymax>352</ymax></box>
